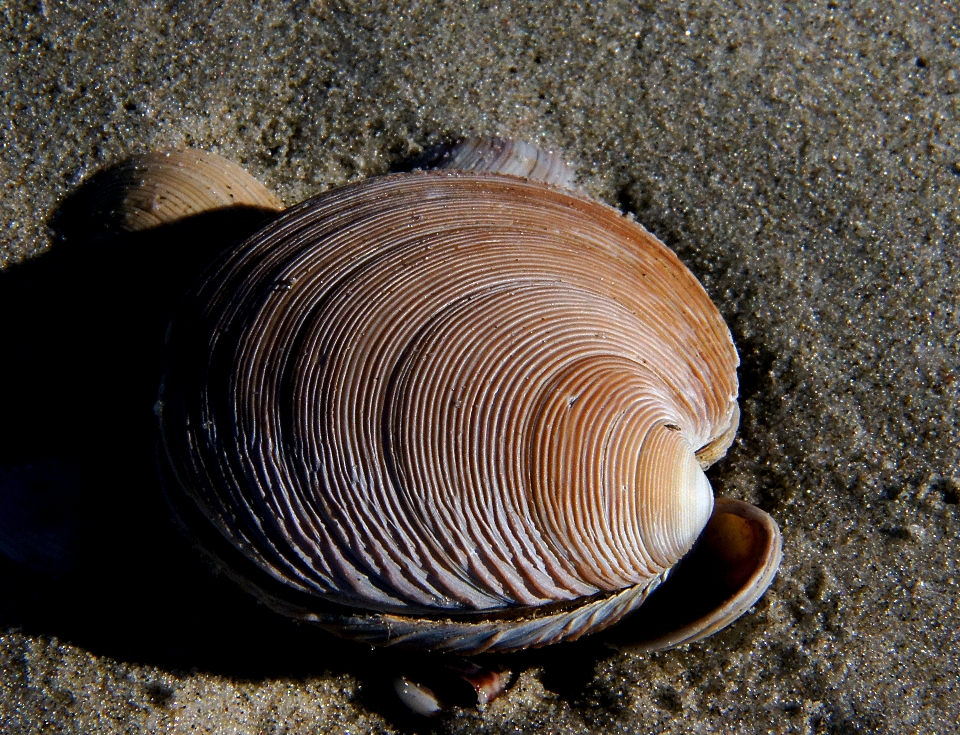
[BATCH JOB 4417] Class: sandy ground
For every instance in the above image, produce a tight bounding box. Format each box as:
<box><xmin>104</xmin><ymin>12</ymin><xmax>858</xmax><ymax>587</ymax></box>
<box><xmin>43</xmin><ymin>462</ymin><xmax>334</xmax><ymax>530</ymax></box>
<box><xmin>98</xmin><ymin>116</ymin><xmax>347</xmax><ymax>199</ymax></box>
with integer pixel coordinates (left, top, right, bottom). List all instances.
<box><xmin>1</xmin><ymin>1</ymin><xmax>958</xmax><ymax>733</ymax></box>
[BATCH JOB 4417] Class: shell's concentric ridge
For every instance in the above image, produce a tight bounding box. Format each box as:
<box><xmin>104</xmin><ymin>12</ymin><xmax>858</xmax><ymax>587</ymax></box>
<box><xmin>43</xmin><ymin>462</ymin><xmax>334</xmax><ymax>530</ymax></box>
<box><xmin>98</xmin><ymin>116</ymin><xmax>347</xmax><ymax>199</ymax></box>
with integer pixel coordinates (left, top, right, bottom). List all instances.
<box><xmin>88</xmin><ymin>149</ymin><xmax>284</xmax><ymax>233</ymax></box>
<box><xmin>158</xmin><ymin>170</ymin><xmax>741</xmax><ymax>652</ymax></box>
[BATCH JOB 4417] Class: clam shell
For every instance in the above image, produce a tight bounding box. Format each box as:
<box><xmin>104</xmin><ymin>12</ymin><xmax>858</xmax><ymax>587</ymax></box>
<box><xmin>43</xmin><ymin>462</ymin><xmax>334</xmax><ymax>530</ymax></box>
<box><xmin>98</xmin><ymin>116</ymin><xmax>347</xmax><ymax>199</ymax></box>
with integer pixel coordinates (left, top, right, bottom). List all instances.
<box><xmin>74</xmin><ymin>149</ymin><xmax>283</xmax><ymax>235</ymax></box>
<box><xmin>606</xmin><ymin>497</ymin><xmax>783</xmax><ymax>653</ymax></box>
<box><xmin>158</xmin><ymin>170</ymin><xmax>741</xmax><ymax>652</ymax></box>
<box><xmin>414</xmin><ymin>137</ymin><xmax>576</xmax><ymax>189</ymax></box>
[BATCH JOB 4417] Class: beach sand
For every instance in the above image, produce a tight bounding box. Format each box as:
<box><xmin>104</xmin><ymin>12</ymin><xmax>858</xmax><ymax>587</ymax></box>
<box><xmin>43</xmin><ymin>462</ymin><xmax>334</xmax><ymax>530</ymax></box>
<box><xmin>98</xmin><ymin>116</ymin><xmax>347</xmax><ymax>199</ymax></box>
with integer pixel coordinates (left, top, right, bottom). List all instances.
<box><xmin>1</xmin><ymin>1</ymin><xmax>958</xmax><ymax>733</ymax></box>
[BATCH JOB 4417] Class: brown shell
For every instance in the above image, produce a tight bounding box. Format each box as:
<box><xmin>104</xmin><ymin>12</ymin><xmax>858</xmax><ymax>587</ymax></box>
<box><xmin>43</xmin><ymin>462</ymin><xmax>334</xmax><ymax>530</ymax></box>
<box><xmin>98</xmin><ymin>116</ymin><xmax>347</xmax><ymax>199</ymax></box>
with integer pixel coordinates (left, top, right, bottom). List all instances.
<box><xmin>157</xmin><ymin>170</ymin><xmax>743</xmax><ymax>652</ymax></box>
<box><xmin>415</xmin><ymin>137</ymin><xmax>576</xmax><ymax>189</ymax></box>
<box><xmin>78</xmin><ymin>149</ymin><xmax>283</xmax><ymax>234</ymax></box>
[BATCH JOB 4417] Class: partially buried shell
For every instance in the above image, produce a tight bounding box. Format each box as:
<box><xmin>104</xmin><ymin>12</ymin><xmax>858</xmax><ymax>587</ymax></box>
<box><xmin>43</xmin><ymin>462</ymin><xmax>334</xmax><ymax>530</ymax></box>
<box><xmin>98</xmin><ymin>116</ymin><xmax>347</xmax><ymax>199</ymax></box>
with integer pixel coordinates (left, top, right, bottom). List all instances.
<box><xmin>147</xmin><ymin>141</ymin><xmax>780</xmax><ymax>654</ymax></box>
<box><xmin>66</xmin><ymin>149</ymin><xmax>284</xmax><ymax>237</ymax></box>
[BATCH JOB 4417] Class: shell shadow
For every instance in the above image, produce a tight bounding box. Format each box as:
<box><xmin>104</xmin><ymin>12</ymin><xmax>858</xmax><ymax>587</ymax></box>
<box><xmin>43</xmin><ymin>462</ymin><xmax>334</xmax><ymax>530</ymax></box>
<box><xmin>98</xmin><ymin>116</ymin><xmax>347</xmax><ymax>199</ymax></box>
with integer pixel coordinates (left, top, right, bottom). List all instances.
<box><xmin>0</xmin><ymin>192</ymin><xmax>368</xmax><ymax>679</ymax></box>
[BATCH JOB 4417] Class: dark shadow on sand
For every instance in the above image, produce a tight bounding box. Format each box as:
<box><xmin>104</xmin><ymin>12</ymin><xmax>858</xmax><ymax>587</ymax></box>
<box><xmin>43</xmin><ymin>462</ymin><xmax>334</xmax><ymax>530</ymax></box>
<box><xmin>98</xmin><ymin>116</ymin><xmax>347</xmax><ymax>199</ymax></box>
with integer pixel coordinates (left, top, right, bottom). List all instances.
<box><xmin>0</xmin><ymin>196</ymin><xmax>329</xmax><ymax>675</ymax></box>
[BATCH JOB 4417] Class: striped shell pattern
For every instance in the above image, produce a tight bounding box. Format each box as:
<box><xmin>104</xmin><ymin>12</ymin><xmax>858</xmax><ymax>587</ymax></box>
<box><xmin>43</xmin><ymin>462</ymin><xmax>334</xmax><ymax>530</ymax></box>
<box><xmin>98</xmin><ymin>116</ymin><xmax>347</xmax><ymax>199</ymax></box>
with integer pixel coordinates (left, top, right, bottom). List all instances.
<box><xmin>99</xmin><ymin>140</ymin><xmax>780</xmax><ymax>654</ymax></box>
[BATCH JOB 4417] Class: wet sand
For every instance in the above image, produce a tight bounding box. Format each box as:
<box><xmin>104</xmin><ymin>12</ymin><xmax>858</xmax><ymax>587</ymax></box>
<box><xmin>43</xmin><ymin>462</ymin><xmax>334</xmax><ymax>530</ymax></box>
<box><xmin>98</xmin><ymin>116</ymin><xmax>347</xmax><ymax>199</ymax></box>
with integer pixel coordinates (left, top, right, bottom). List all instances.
<box><xmin>1</xmin><ymin>1</ymin><xmax>958</xmax><ymax>733</ymax></box>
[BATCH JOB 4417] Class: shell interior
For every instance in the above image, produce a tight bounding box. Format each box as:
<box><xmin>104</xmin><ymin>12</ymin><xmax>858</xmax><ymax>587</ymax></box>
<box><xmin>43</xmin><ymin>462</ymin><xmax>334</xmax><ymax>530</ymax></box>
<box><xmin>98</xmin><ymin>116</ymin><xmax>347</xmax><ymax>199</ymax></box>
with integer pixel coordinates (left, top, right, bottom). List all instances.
<box><xmin>606</xmin><ymin>497</ymin><xmax>783</xmax><ymax>653</ymax></box>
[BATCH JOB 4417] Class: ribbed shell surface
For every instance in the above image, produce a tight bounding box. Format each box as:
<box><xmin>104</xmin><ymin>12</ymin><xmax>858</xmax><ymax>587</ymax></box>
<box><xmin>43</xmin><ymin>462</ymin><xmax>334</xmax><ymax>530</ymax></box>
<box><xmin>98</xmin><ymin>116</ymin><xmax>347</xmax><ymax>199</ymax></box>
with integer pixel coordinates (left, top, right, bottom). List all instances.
<box><xmin>89</xmin><ymin>149</ymin><xmax>284</xmax><ymax>233</ymax></box>
<box><xmin>158</xmin><ymin>171</ymin><xmax>739</xmax><ymax>620</ymax></box>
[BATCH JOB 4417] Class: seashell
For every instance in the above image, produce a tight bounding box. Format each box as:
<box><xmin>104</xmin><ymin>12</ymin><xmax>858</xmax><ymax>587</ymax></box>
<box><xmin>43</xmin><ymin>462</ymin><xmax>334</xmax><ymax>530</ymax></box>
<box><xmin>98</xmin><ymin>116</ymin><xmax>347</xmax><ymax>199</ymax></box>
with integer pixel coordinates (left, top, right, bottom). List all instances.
<box><xmin>61</xmin><ymin>149</ymin><xmax>283</xmax><ymax>239</ymax></box>
<box><xmin>393</xmin><ymin>659</ymin><xmax>510</xmax><ymax>715</ymax></box>
<box><xmin>413</xmin><ymin>137</ymin><xmax>576</xmax><ymax>189</ymax></box>
<box><xmin>148</xmin><ymin>139</ymin><xmax>781</xmax><ymax>654</ymax></box>
<box><xmin>606</xmin><ymin>496</ymin><xmax>782</xmax><ymax>653</ymax></box>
